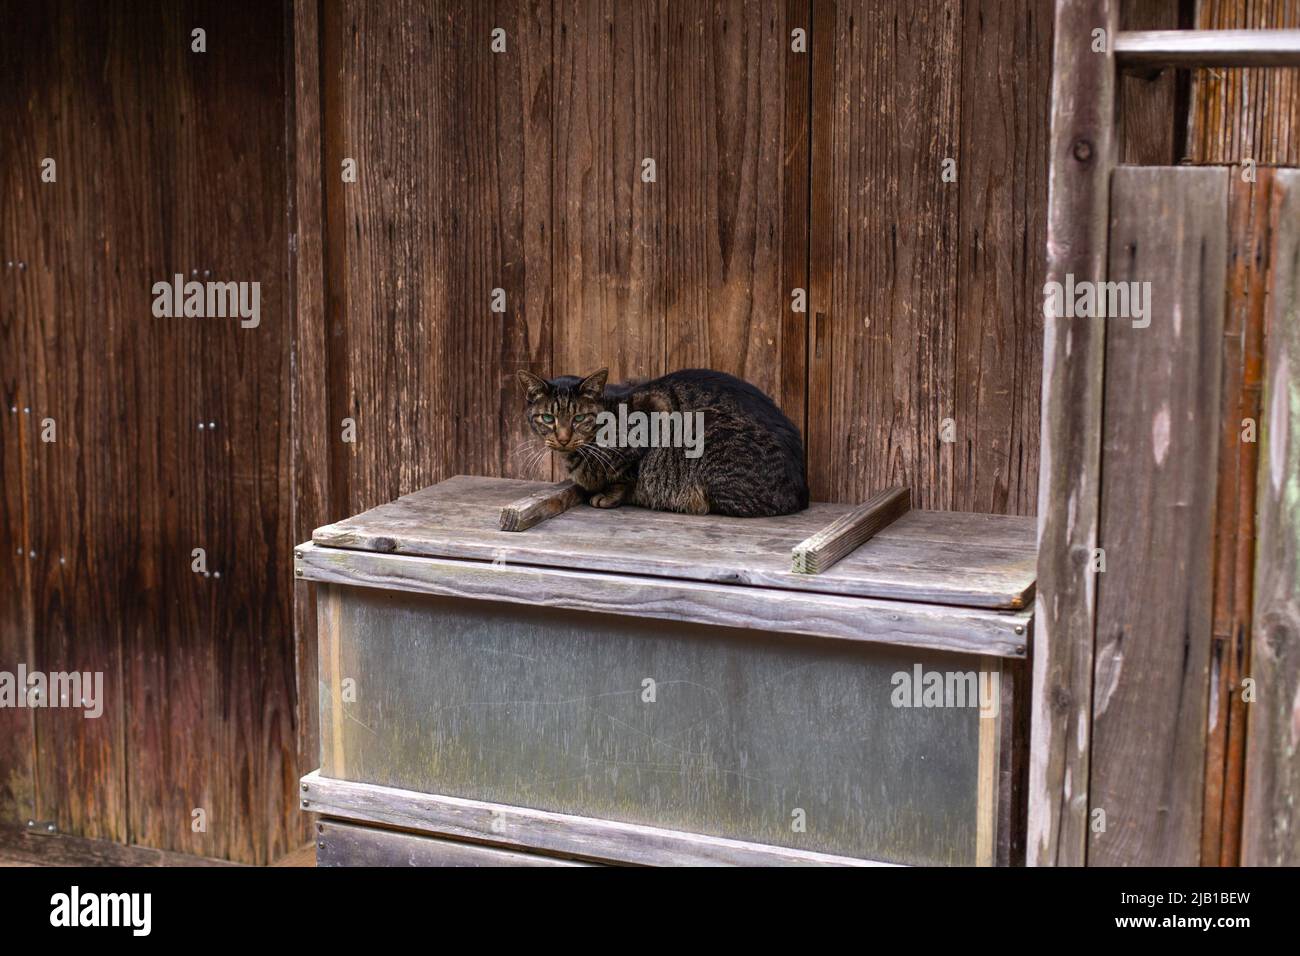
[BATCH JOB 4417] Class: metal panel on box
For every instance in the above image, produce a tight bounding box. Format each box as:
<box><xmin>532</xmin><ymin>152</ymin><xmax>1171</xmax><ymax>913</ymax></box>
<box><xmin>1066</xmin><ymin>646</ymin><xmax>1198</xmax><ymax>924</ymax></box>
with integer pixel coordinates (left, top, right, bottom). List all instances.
<box><xmin>316</xmin><ymin>585</ymin><xmax>1005</xmax><ymax>866</ymax></box>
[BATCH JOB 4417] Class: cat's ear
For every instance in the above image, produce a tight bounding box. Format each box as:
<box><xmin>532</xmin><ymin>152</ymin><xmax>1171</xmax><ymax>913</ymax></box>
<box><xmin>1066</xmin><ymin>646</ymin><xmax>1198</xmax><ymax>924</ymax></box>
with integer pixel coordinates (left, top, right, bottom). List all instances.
<box><xmin>516</xmin><ymin>369</ymin><xmax>551</xmax><ymax>403</ymax></box>
<box><xmin>578</xmin><ymin>367</ymin><xmax>608</xmax><ymax>399</ymax></box>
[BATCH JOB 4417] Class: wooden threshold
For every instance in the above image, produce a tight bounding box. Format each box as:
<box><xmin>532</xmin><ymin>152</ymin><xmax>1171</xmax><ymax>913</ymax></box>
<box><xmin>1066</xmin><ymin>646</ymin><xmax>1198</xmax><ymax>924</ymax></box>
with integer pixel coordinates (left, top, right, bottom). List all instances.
<box><xmin>300</xmin><ymin>771</ymin><xmax>896</xmax><ymax>867</ymax></box>
<box><xmin>0</xmin><ymin>823</ymin><xmax>241</xmax><ymax>867</ymax></box>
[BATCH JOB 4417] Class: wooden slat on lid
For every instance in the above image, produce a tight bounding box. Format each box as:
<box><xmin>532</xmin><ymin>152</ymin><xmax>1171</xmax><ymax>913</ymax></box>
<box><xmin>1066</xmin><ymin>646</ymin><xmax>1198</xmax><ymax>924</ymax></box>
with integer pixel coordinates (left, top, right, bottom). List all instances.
<box><xmin>313</xmin><ymin>475</ymin><xmax>1037</xmax><ymax>609</ymax></box>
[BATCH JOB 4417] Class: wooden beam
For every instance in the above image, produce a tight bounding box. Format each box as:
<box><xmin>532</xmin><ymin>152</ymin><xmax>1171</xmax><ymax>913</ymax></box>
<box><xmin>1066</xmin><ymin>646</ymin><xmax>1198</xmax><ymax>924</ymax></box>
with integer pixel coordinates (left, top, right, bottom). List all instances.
<box><xmin>0</xmin><ymin>823</ymin><xmax>241</xmax><ymax>867</ymax></box>
<box><xmin>498</xmin><ymin>480</ymin><xmax>582</xmax><ymax>532</ymax></box>
<box><xmin>1243</xmin><ymin>169</ymin><xmax>1300</xmax><ymax>866</ymax></box>
<box><xmin>300</xmin><ymin>771</ymin><xmax>894</xmax><ymax>867</ymax></box>
<box><xmin>1116</xmin><ymin>29</ymin><xmax>1300</xmax><ymax>70</ymax></box>
<box><xmin>791</xmin><ymin>486</ymin><xmax>910</xmax><ymax>574</ymax></box>
<box><xmin>1029</xmin><ymin>0</ymin><xmax>1117</xmax><ymax>868</ymax></box>
<box><xmin>295</xmin><ymin>544</ymin><xmax>1032</xmax><ymax>659</ymax></box>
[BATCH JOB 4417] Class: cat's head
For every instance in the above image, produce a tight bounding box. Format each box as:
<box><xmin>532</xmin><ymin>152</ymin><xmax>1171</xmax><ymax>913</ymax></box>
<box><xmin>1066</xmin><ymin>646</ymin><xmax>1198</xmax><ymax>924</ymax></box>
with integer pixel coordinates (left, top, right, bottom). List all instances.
<box><xmin>516</xmin><ymin>367</ymin><xmax>608</xmax><ymax>452</ymax></box>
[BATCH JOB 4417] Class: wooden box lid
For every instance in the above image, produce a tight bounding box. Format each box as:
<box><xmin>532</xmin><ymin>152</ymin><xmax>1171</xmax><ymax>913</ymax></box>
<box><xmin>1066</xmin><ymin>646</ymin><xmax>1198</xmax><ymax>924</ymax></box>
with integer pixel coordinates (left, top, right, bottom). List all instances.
<box><xmin>312</xmin><ymin>476</ymin><xmax>1037</xmax><ymax>611</ymax></box>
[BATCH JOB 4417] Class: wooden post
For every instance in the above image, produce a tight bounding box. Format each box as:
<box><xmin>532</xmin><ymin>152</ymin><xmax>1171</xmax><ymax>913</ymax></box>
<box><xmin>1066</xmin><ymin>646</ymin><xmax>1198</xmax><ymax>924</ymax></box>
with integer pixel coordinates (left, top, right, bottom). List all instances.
<box><xmin>1029</xmin><ymin>0</ymin><xmax>1117</xmax><ymax>867</ymax></box>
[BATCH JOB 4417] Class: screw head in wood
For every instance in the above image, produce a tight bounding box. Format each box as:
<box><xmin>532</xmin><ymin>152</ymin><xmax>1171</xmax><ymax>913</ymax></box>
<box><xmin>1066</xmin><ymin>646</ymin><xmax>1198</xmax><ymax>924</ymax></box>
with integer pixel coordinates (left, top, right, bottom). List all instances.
<box><xmin>1072</xmin><ymin>139</ymin><xmax>1093</xmax><ymax>162</ymax></box>
<box><xmin>1015</xmin><ymin>625</ymin><xmax>1025</xmax><ymax>635</ymax></box>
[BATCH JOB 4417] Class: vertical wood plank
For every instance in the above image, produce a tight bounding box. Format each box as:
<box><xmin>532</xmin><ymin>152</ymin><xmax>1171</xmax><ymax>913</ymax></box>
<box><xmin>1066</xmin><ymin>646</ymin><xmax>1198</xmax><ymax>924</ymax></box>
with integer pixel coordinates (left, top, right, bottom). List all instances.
<box><xmin>1203</xmin><ymin>168</ymin><xmax>1271</xmax><ymax>867</ymax></box>
<box><xmin>332</xmin><ymin>0</ymin><xmax>552</xmax><ymax>507</ymax></box>
<box><xmin>2</xmin><ymin>0</ymin><xmax>296</xmax><ymax>863</ymax></box>
<box><xmin>1029</xmin><ymin>0</ymin><xmax>1117</xmax><ymax>867</ymax></box>
<box><xmin>289</xmin><ymin>0</ymin><xmax>329</xmax><ymax>853</ymax></box>
<box><xmin>808</xmin><ymin>0</ymin><xmax>961</xmax><ymax>508</ymax></box>
<box><xmin>954</xmin><ymin>0</ymin><xmax>1052</xmax><ymax>516</ymax></box>
<box><xmin>664</xmin><ymin>0</ymin><xmax>806</xmax><ymax>421</ymax></box>
<box><xmin>1089</xmin><ymin>166</ymin><xmax>1227</xmax><ymax>866</ymax></box>
<box><xmin>553</xmin><ymin>0</ymin><xmax>667</xmax><ymax>388</ymax></box>
<box><xmin>806</xmin><ymin>0</ymin><xmax>834</xmax><ymax>495</ymax></box>
<box><xmin>0</xmin><ymin>0</ymin><xmax>39</xmax><ymax>827</ymax></box>
<box><xmin>1243</xmin><ymin>167</ymin><xmax>1300</xmax><ymax>866</ymax></box>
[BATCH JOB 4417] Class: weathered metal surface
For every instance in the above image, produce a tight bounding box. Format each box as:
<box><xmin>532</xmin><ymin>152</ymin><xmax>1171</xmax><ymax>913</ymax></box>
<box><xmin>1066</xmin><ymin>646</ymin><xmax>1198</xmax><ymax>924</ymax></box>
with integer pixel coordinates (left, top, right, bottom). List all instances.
<box><xmin>317</xmin><ymin>585</ymin><xmax>1005</xmax><ymax>866</ymax></box>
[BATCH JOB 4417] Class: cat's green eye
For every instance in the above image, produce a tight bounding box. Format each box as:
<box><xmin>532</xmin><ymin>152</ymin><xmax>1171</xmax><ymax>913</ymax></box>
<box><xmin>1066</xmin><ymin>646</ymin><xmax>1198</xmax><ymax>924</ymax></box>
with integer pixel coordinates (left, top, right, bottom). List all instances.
<box><xmin>540</xmin><ymin>414</ymin><xmax>555</xmax><ymax>424</ymax></box>
<box><xmin>573</xmin><ymin>413</ymin><xmax>588</xmax><ymax>423</ymax></box>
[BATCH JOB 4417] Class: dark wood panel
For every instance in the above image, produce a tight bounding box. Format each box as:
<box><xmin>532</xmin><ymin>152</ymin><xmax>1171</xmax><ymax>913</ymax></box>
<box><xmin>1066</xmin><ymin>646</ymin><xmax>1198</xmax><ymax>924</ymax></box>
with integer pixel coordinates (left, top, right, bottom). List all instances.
<box><xmin>953</xmin><ymin>0</ymin><xmax>1051</xmax><ymax>516</ymax></box>
<box><xmin>289</xmin><ymin>0</ymin><xmax>329</xmax><ymax>856</ymax></box>
<box><xmin>0</xmin><ymin>822</ymin><xmax>239</xmax><ymax>866</ymax></box>
<box><xmin>1243</xmin><ymin>168</ymin><xmax>1300</xmax><ymax>866</ymax></box>
<box><xmin>0</xmin><ymin>0</ymin><xmax>40</xmax><ymax>827</ymax></box>
<box><xmin>809</xmin><ymin>0</ymin><xmax>961</xmax><ymax>508</ymax></box>
<box><xmin>1</xmin><ymin>0</ymin><xmax>295</xmax><ymax>864</ymax></box>
<box><xmin>552</xmin><ymin>0</ymin><xmax>667</xmax><ymax>392</ymax></box>
<box><xmin>664</xmin><ymin>0</ymin><xmax>807</xmax><ymax>423</ymax></box>
<box><xmin>1089</xmin><ymin>167</ymin><xmax>1227</xmax><ymax>866</ymax></box>
<box><xmin>1117</xmin><ymin>0</ymin><xmax>1186</xmax><ymax>165</ymax></box>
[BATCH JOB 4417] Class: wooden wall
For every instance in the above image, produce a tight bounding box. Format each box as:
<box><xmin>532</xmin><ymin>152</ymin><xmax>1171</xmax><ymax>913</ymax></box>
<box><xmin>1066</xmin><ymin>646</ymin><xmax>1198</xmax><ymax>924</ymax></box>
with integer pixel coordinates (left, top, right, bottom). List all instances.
<box><xmin>302</xmin><ymin>0</ymin><xmax>1054</xmax><ymax>520</ymax></box>
<box><xmin>0</xmin><ymin>1</ymin><xmax>299</xmax><ymax>864</ymax></box>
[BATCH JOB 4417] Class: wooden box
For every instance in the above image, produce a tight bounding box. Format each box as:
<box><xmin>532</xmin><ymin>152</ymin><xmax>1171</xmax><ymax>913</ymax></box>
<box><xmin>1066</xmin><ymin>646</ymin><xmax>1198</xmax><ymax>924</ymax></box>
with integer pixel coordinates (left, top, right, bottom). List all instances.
<box><xmin>296</xmin><ymin>476</ymin><xmax>1035</xmax><ymax>866</ymax></box>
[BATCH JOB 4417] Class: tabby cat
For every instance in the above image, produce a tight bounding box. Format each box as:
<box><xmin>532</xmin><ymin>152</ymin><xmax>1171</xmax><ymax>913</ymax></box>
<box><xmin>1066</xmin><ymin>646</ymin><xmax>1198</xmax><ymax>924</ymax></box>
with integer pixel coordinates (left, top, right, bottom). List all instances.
<box><xmin>516</xmin><ymin>367</ymin><xmax>808</xmax><ymax>517</ymax></box>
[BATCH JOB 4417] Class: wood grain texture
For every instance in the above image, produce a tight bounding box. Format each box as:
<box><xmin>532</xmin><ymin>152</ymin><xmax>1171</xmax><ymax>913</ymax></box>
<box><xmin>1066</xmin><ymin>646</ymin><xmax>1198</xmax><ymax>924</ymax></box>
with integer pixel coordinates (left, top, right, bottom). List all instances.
<box><xmin>302</xmin><ymin>770</ymin><xmax>893</xmax><ymax>866</ymax></box>
<box><xmin>1</xmin><ymin>0</ymin><xmax>297</xmax><ymax>864</ymax></box>
<box><xmin>1188</xmin><ymin>1</ymin><xmax>1300</xmax><ymax>165</ymax></box>
<box><xmin>1203</xmin><ymin>170</ymin><xmax>1271</xmax><ymax>867</ymax></box>
<box><xmin>0</xmin><ymin>823</ymin><xmax>240</xmax><ymax>867</ymax></box>
<box><xmin>1089</xmin><ymin>166</ymin><xmax>1227</xmax><ymax>866</ymax></box>
<box><xmin>1243</xmin><ymin>168</ymin><xmax>1300</xmax><ymax>866</ymax></box>
<box><xmin>791</xmin><ymin>485</ymin><xmax>909</xmax><ymax>573</ymax></box>
<box><xmin>0</xmin><ymin>0</ymin><xmax>39</xmax><ymax>828</ymax></box>
<box><xmin>665</xmin><ymin>0</ymin><xmax>806</xmax><ymax>422</ymax></box>
<box><xmin>1029</xmin><ymin>0</ymin><xmax>1117</xmax><ymax>868</ymax></box>
<box><xmin>313</xmin><ymin>475</ymin><xmax>1039</xmax><ymax>609</ymax></box>
<box><xmin>1117</xmin><ymin>0</ymin><xmax>1185</xmax><ymax>165</ymax></box>
<box><xmin>552</xmin><ymin>0</ymin><xmax>666</xmax><ymax>389</ymax></box>
<box><xmin>297</xmin><ymin>542</ymin><xmax>1032</xmax><ymax>657</ymax></box>
<box><xmin>329</xmin><ymin>0</ymin><xmax>553</xmax><ymax>505</ymax></box>
<box><xmin>499</xmin><ymin>479</ymin><xmax>582</xmax><ymax>530</ymax></box>
<box><xmin>289</xmin><ymin>0</ymin><xmax>329</xmax><ymax>855</ymax></box>
<box><xmin>809</xmin><ymin>0</ymin><xmax>960</xmax><ymax>510</ymax></box>
<box><xmin>955</xmin><ymin>0</ymin><xmax>1052</xmax><ymax>516</ymax></box>
<box><xmin>316</xmin><ymin>818</ymin><xmax>594</xmax><ymax>866</ymax></box>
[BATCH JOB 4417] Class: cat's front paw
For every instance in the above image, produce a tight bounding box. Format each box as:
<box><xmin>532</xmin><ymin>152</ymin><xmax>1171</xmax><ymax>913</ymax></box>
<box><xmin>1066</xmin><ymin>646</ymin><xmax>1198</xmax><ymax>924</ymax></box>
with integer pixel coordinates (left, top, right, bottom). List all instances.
<box><xmin>589</xmin><ymin>491</ymin><xmax>623</xmax><ymax>509</ymax></box>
